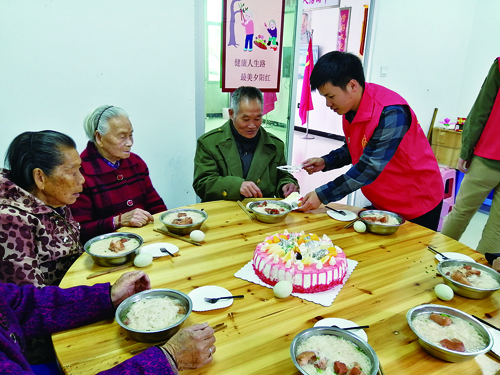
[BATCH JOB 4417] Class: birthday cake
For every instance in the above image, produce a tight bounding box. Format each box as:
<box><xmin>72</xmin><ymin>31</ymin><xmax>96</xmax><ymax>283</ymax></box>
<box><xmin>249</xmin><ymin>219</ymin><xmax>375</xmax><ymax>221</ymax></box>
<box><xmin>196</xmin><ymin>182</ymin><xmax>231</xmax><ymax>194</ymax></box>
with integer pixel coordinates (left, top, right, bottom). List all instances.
<box><xmin>252</xmin><ymin>230</ymin><xmax>348</xmax><ymax>293</ymax></box>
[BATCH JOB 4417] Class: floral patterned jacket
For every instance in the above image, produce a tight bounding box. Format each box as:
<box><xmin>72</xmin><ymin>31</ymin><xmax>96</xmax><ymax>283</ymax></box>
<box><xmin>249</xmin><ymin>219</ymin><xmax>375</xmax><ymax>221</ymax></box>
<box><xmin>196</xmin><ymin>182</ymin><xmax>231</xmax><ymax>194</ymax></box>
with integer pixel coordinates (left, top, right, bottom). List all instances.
<box><xmin>0</xmin><ymin>169</ymin><xmax>83</xmax><ymax>288</ymax></box>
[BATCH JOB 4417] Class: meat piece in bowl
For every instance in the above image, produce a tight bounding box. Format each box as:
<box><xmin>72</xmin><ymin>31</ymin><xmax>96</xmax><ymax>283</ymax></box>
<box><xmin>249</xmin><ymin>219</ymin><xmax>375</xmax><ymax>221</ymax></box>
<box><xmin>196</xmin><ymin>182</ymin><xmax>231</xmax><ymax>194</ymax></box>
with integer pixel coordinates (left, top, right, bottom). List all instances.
<box><xmin>109</xmin><ymin>238</ymin><xmax>129</xmax><ymax>253</ymax></box>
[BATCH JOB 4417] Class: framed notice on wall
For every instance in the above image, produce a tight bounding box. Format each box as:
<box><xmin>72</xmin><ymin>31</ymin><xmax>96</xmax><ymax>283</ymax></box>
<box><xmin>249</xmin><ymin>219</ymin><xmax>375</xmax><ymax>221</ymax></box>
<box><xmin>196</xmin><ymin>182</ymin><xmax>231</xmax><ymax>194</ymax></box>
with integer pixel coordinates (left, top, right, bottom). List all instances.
<box><xmin>222</xmin><ymin>0</ymin><xmax>285</xmax><ymax>92</ymax></box>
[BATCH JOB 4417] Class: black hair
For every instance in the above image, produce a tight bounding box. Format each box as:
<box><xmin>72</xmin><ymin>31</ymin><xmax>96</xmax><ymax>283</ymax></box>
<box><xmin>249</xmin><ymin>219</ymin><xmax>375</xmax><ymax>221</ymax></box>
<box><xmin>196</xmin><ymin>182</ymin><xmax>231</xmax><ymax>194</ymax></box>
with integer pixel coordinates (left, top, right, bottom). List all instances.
<box><xmin>4</xmin><ymin>130</ymin><xmax>77</xmax><ymax>191</ymax></box>
<box><xmin>231</xmin><ymin>86</ymin><xmax>264</xmax><ymax>115</ymax></box>
<box><xmin>310</xmin><ymin>51</ymin><xmax>365</xmax><ymax>91</ymax></box>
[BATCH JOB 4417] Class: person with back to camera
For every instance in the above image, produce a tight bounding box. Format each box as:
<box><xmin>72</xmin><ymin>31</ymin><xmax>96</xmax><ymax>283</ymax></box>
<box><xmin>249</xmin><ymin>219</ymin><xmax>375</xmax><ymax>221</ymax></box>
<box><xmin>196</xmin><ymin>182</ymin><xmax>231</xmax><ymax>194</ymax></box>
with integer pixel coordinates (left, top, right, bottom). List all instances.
<box><xmin>0</xmin><ymin>130</ymin><xmax>85</xmax><ymax>288</ymax></box>
<box><xmin>71</xmin><ymin>105</ymin><xmax>167</xmax><ymax>244</ymax></box>
<box><xmin>298</xmin><ymin>51</ymin><xmax>444</xmax><ymax>231</ymax></box>
<box><xmin>0</xmin><ymin>270</ymin><xmax>217</xmax><ymax>374</ymax></box>
<box><xmin>441</xmin><ymin>57</ymin><xmax>500</xmax><ymax>262</ymax></box>
<box><xmin>193</xmin><ymin>86</ymin><xmax>299</xmax><ymax>202</ymax></box>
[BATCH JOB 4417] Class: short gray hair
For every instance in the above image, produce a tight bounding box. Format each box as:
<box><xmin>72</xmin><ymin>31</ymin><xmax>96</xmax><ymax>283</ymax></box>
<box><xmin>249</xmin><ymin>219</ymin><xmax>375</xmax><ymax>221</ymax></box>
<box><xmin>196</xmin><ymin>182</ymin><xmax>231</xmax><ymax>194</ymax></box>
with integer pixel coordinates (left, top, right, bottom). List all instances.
<box><xmin>83</xmin><ymin>105</ymin><xmax>129</xmax><ymax>142</ymax></box>
<box><xmin>230</xmin><ymin>86</ymin><xmax>263</xmax><ymax>116</ymax></box>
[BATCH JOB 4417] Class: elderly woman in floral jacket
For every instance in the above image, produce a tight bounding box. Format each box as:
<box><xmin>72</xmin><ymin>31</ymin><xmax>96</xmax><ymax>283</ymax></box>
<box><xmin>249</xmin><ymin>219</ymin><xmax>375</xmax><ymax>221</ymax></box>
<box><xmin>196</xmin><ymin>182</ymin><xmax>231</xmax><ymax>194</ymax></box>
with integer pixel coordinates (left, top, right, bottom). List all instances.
<box><xmin>0</xmin><ymin>130</ymin><xmax>86</xmax><ymax>365</ymax></box>
<box><xmin>0</xmin><ymin>130</ymin><xmax>85</xmax><ymax>288</ymax></box>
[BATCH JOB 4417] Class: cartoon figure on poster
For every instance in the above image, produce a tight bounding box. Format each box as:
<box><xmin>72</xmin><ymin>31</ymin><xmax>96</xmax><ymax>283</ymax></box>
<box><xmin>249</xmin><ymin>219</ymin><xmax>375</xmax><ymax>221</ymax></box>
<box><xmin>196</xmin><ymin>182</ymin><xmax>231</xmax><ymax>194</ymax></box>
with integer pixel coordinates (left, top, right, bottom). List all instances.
<box><xmin>240</xmin><ymin>6</ymin><xmax>254</xmax><ymax>52</ymax></box>
<box><xmin>264</xmin><ymin>19</ymin><xmax>278</xmax><ymax>51</ymax></box>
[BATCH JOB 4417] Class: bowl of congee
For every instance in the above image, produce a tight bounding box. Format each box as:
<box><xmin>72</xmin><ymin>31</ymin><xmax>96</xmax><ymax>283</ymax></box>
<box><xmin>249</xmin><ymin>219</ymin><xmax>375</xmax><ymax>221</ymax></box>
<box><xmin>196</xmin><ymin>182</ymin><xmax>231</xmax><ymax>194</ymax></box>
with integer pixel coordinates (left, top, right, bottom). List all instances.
<box><xmin>359</xmin><ymin>209</ymin><xmax>405</xmax><ymax>235</ymax></box>
<box><xmin>407</xmin><ymin>304</ymin><xmax>492</xmax><ymax>362</ymax></box>
<box><xmin>437</xmin><ymin>260</ymin><xmax>500</xmax><ymax>299</ymax></box>
<box><xmin>116</xmin><ymin>288</ymin><xmax>192</xmax><ymax>343</ymax></box>
<box><xmin>84</xmin><ymin>232</ymin><xmax>143</xmax><ymax>266</ymax></box>
<box><xmin>291</xmin><ymin>326</ymin><xmax>379</xmax><ymax>375</ymax></box>
<box><xmin>159</xmin><ymin>208</ymin><xmax>207</xmax><ymax>235</ymax></box>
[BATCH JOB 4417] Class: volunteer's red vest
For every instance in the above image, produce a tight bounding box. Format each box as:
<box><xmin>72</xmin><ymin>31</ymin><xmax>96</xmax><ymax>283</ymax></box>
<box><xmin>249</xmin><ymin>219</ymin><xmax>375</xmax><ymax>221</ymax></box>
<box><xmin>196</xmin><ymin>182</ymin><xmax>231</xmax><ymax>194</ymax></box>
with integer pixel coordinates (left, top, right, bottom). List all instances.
<box><xmin>343</xmin><ymin>83</ymin><xmax>443</xmax><ymax>220</ymax></box>
<box><xmin>474</xmin><ymin>57</ymin><xmax>500</xmax><ymax>160</ymax></box>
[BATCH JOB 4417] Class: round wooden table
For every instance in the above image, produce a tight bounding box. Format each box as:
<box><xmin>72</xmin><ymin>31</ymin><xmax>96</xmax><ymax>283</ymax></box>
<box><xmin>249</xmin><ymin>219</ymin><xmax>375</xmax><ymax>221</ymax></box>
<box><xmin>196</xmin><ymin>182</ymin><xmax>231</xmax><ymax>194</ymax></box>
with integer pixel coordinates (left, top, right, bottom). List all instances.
<box><xmin>52</xmin><ymin>200</ymin><xmax>500</xmax><ymax>375</ymax></box>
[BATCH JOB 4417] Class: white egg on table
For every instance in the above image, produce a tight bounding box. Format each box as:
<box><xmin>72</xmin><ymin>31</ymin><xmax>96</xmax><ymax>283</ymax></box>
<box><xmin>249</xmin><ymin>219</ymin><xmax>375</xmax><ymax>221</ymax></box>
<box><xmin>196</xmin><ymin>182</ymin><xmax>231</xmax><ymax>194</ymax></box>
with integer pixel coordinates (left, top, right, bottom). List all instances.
<box><xmin>190</xmin><ymin>230</ymin><xmax>205</xmax><ymax>242</ymax></box>
<box><xmin>434</xmin><ymin>283</ymin><xmax>454</xmax><ymax>301</ymax></box>
<box><xmin>353</xmin><ymin>221</ymin><xmax>366</xmax><ymax>233</ymax></box>
<box><xmin>273</xmin><ymin>280</ymin><xmax>293</xmax><ymax>298</ymax></box>
<box><xmin>134</xmin><ymin>252</ymin><xmax>153</xmax><ymax>268</ymax></box>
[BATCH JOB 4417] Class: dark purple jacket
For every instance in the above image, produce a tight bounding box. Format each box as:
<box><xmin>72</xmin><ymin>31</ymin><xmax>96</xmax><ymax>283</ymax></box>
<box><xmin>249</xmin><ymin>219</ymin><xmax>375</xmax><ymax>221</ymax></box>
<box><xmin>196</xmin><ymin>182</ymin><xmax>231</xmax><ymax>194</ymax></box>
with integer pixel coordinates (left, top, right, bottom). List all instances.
<box><xmin>71</xmin><ymin>142</ymin><xmax>167</xmax><ymax>244</ymax></box>
<box><xmin>0</xmin><ymin>282</ymin><xmax>177</xmax><ymax>374</ymax></box>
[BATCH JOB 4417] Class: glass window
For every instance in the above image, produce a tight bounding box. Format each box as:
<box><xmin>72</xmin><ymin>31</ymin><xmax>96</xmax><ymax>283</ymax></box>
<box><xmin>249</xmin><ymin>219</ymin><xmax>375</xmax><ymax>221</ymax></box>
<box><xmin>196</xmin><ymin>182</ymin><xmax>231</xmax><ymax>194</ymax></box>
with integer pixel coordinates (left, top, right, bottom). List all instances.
<box><xmin>207</xmin><ymin>25</ymin><xmax>221</xmax><ymax>81</ymax></box>
<box><xmin>207</xmin><ymin>0</ymin><xmax>222</xmax><ymax>82</ymax></box>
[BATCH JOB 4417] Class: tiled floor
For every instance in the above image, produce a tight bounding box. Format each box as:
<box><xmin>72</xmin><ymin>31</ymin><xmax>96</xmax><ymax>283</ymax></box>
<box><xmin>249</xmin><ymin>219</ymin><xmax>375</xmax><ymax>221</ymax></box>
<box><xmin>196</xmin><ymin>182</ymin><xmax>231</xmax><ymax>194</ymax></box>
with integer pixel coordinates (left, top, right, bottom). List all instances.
<box><xmin>204</xmin><ymin>118</ymin><xmax>491</xmax><ymax>251</ymax></box>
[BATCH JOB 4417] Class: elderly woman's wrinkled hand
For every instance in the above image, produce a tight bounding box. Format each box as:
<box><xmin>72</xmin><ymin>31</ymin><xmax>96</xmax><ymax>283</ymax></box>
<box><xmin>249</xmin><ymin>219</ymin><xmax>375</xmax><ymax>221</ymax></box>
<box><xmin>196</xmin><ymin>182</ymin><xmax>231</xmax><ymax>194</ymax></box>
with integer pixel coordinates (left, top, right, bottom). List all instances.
<box><xmin>110</xmin><ymin>271</ymin><xmax>151</xmax><ymax>309</ymax></box>
<box><xmin>119</xmin><ymin>208</ymin><xmax>155</xmax><ymax>228</ymax></box>
<box><xmin>163</xmin><ymin>322</ymin><xmax>216</xmax><ymax>371</ymax></box>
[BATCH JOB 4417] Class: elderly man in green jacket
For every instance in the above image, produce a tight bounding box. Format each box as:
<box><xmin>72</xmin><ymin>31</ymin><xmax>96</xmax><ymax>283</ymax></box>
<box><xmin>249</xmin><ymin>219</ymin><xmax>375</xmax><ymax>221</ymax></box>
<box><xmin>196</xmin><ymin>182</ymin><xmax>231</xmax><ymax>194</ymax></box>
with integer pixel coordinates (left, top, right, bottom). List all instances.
<box><xmin>193</xmin><ymin>86</ymin><xmax>299</xmax><ymax>202</ymax></box>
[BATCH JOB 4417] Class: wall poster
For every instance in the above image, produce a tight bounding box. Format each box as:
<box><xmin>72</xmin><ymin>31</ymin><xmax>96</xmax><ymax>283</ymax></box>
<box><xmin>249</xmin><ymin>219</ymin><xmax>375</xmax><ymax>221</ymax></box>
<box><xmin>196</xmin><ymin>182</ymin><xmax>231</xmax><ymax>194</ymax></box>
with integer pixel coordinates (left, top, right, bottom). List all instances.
<box><xmin>222</xmin><ymin>0</ymin><xmax>285</xmax><ymax>92</ymax></box>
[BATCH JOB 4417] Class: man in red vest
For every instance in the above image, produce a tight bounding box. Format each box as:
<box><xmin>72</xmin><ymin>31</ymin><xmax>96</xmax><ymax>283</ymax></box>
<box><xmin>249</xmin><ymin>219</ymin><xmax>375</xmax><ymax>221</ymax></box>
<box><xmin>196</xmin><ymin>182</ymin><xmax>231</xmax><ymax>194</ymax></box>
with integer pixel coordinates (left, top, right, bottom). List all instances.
<box><xmin>441</xmin><ymin>57</ymin><xmax>500</xmax><ymax>261</ymax></box>
<box><xmin>298</xmin><ymin>51</ymin><xmax>444</xmax><ymax>231</ymax></box>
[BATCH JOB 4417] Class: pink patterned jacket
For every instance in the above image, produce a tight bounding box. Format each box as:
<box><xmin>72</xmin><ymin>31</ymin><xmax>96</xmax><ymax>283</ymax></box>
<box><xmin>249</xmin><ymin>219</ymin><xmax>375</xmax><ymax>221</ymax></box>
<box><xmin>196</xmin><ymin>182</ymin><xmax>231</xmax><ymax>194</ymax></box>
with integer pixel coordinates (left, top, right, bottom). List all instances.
<box><xmin>0</xmin><ymin>169</ymin><xmax>83</xmax><ymax>288</ymax></box>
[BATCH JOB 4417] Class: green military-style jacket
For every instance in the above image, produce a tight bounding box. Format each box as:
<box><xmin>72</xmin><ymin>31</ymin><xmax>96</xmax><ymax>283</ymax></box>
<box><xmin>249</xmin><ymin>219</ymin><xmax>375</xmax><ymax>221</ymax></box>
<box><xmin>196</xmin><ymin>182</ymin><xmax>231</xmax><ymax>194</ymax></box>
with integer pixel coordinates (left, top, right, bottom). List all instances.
<box><xmin>193</xmin><ymin>121</ymin><xmax>299</xmax><ymax>202</ymax></box>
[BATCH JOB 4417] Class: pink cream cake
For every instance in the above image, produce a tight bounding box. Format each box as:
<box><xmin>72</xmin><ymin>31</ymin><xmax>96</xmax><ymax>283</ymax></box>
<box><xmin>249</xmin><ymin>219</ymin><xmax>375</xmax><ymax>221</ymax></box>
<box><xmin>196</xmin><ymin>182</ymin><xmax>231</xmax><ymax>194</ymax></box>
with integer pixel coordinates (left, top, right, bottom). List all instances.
<box><xmin>252</xmin><ymin>230</ymin><xmax>347</xmax><ymax>293</ymax></box>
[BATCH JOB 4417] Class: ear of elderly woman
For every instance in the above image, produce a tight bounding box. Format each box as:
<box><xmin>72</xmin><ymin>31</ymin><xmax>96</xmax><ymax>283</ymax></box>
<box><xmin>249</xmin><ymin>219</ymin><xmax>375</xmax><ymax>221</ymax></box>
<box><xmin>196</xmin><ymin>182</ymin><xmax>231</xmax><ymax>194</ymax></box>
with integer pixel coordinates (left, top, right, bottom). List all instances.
<box><xmin>71</xmin><ymin>105</ymin><xmax>167</xmax><ymax>243</ymax></box>
<box><xmin>0</xmin><ymin>271</ymin><xmax>216</xmax><ymax>373</ymax></box>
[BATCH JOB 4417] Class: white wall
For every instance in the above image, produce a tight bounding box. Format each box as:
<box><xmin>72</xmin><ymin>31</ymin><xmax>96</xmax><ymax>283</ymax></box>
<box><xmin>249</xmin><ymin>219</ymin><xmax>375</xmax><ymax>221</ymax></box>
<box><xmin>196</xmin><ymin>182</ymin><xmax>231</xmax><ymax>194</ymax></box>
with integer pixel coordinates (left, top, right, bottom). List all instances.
<box><xmin>366</xmin><ymin>0</ymin><xmax>500</xmax><ymax>135</ymax></box>
<box><xmin>0</xmin><ymin>0</ymin><xmax>204</xmax><ymax>208</ymax></box>
<box><xmin>457</xmin><ymin>1</ymin><xmax>500</xmax><ymax>113</ymax></box>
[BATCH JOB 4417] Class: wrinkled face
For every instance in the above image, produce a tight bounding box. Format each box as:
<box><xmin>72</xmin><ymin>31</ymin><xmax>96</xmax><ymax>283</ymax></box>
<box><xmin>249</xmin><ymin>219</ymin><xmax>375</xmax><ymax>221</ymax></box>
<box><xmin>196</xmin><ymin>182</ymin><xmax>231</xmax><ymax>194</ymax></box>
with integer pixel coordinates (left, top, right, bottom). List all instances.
<box><xmin>96</xmin><ymin>116</ymin><xmax>134</xmax><ymax>163</ymax></box>
<box><xmin>230</xmin><ymin>98</ymin><xmax>263</xmax><ymax>139</ymax></box>
<box><xmin>38</xmin><ymin>147</ymin><xmax>85</xmax><ymax>207</ymax></box>
<box><xmin>318</xmin><ymin>81</ymin><xmax>360</xmax><ymax>116</ymax></box>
